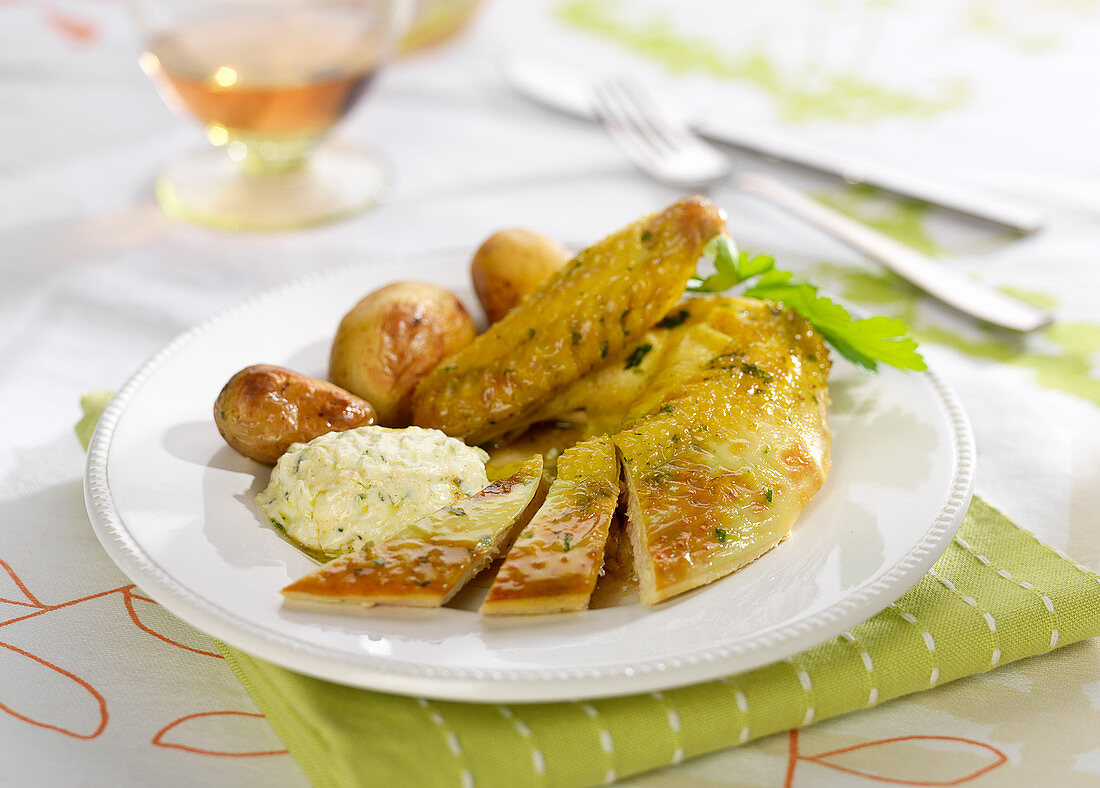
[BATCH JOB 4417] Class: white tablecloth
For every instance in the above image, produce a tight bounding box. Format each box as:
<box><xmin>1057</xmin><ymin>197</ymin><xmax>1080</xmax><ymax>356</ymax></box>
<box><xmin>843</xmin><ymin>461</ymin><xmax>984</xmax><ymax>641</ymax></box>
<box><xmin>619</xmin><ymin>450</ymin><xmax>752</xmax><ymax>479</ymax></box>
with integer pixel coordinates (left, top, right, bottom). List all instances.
<box><xmin>2</xmin><ymin>1</ymin><xmax>1099</xmax><ymax>785</ymax></box>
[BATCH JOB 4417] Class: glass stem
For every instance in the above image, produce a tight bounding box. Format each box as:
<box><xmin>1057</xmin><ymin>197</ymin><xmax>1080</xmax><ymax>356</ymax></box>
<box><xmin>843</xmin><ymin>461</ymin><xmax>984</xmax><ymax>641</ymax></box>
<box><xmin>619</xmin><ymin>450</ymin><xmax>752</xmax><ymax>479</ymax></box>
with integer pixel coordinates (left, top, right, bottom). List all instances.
<box><xmin>227</xmin><ymin>134</ymin><xmax>316</xmax><ymax>176</ymax></box>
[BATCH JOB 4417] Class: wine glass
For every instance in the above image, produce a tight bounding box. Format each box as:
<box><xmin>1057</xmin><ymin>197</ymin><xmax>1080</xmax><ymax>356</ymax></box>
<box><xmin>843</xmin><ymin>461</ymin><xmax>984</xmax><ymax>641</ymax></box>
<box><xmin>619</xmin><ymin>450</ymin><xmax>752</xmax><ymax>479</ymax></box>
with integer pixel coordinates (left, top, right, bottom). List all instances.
<box><xmin>132</xmin><ymin>0</ymin><xmax>411</xmax><ymax>231</ymax></box>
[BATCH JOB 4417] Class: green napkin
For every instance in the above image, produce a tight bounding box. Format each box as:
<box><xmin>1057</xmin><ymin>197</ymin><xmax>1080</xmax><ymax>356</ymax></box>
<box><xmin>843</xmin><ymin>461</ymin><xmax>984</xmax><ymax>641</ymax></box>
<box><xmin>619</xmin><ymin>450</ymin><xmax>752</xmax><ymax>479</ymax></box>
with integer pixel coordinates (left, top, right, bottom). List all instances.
<box><xmin>77</xmin><ymin>395</ymin><xmax>1100</xmax><ymax>787</ymax></box>
<box><xmin>75</xmin><ymin>390</ymin><xmax>115</xmax><ymax>450</ymax></box>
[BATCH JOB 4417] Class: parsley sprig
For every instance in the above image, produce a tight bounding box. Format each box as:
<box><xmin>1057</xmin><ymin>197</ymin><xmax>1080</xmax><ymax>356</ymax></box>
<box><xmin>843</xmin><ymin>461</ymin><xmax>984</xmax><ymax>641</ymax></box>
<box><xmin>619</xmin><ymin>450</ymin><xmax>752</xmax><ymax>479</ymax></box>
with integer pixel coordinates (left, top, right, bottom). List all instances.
<box><xmin>687</xmin><ymin>232</ymin><xmax>776</xmax><ymax>293</ymax></box>
<box><xmin>688</xmin><ymin>236</ymin><xmax>926</xmax><ymax>373</ymax></box>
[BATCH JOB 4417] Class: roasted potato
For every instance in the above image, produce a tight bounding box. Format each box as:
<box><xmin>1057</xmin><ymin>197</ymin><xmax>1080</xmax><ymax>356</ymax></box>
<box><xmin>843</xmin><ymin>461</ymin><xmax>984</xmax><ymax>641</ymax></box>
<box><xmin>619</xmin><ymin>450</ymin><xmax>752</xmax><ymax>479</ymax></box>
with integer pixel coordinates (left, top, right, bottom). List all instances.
<box><xmin>329</xmin><ymin>281</ymin><xmax>476</xmax><ymax>426</ymax></box>
<box><xmin>214</xmin><ymin>364</ymin><xmax>375</xmax><ymax>464</ymax></box>
<box><xmin>471</xmin><ymin>228</ymin><xmax>570</xmax><ymax>323</ymax></box>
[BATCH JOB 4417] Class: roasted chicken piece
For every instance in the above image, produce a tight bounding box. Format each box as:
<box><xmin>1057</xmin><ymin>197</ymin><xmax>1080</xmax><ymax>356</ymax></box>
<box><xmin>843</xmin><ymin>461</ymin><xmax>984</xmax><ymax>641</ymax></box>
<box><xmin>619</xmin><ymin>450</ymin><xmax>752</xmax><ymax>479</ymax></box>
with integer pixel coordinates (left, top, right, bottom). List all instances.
<box><xmin>481</xmin><ymin>436</ymin><xmax>619</xmax><ymax>615</ymax></box>
<box><xmin>529</xmin><ymin>298</ymin><xmax>734</xmax><ymax>436</ymax></box>
<box><xmin>614</xmin><ymin>298</ymin><xmax>831</xmax><ymax>605</ymax></box>
<box><xmin>281</xmin><ymin>456</ymin><xmax>546</xmax><ymax>607</ymax></box>
<box><xmin>411</xmin><ymin>197</ymin><xmax>726</xmax><ymax>444</ymax></box>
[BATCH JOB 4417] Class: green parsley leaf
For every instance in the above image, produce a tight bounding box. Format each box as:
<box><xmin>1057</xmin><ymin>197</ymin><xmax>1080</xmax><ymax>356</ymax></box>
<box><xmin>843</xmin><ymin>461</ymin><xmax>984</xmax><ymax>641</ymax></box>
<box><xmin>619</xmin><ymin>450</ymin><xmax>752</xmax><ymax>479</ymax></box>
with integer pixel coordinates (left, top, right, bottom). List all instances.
<box><xmin>688</xmin><ymin>235</ymin><xmax>776</xmax><ymax>293</ymax></box>
<box><xmin>691</xmin><ymin>236</ymin><xmax>925</xmax><ymax>373</ymax></box>
<box><xmin>657</xmin><ymin>309</ymin><xmax>690</xmax><ymax>329</ymax></box>
<box><xmin>624</xmin><ymin>343</ymin><xmax>653</xmax><ymax>369</ymax></box>
<box><xmin>714</xmin><ymin>527</ymin><xmax>728</xmax><ymax>543</ymax></box>
<box><xmin>687</xmin><ymin>235</ymin><xmax>740</xmax><ymax>292</ymax></box>
<box><xmin>746</xmin><ymin>274</ymin><xmax>925</xmax><ymax>371</ymax></box>
<box><xmin>737</xmin><ymin>251</ymin><xmax>776</xmax><ymax>280</ymax></box>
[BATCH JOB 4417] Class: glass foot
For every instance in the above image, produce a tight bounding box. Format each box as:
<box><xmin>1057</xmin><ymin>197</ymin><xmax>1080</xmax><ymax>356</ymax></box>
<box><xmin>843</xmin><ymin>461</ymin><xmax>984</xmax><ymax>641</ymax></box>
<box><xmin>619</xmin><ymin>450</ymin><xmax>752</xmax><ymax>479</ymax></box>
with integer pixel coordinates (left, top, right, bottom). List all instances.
<box><xmin>155</xmin><ymin>144</ymin><xmax>392</xmax><ymax>231</ymax></box>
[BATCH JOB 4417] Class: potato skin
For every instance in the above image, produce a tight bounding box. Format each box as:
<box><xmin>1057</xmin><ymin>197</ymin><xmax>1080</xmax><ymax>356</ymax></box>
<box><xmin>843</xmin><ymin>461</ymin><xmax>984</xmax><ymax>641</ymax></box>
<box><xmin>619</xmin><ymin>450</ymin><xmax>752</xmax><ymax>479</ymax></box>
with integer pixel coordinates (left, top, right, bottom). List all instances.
<box><xmin>471</xmin><ymin>229</ymin><xmax>569</xmax><ymax>324</ymax></box>
<box><xmin>214</xmin><ymin>364</ymin><xmax>375</xmax><ymax>464</ymax></box>
<box><xmin>329</xmin><ymin>282</ymin><xmax>477</xmax><ymax>426</ymax></box>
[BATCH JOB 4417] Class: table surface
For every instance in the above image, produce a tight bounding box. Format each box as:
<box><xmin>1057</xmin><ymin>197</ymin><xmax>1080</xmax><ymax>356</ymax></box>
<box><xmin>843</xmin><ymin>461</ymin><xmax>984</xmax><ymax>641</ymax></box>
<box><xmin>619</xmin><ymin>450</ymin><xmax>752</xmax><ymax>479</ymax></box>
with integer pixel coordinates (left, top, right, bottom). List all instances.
<box><xmin>2</xmin><ymin>1</ymin><xmax>1099</xmax><ymax>786</ymax></box>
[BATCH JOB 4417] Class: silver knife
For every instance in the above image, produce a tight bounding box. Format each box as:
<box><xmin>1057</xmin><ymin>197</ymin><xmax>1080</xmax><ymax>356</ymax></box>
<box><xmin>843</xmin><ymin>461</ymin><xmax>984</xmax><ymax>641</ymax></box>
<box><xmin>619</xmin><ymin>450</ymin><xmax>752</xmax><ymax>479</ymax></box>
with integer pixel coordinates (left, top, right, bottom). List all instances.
<box><xmin>503</xmin><ymin>56</ymin><xmax>1045</xmax><ymax>235</ymax></box>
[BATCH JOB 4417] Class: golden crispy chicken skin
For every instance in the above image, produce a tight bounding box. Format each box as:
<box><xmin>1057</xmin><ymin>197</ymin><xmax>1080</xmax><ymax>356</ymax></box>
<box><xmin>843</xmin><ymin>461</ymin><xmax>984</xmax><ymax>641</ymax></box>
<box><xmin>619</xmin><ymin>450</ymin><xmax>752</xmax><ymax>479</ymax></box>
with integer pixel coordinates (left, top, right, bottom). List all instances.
<box><xmin>614</xmin><ymin>298</ymin><xmax>831</xmax><ymax>605</ymax></box>
<box><xmin>411</xmin><ymin>197</ymin><xmax>726</xmax><ymax>444</ymax></box>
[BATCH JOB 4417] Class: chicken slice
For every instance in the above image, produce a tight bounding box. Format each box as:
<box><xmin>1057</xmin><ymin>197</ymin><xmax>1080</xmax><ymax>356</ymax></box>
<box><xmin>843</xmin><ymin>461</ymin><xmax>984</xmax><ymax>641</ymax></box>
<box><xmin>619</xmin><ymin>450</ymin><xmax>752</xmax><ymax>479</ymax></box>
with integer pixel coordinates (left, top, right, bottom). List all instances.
<box><xmin>281</xmin><ymin>456</ymin><xmax>546</xmax><ymax>607</ymax></box>
<box><xmin>481</xmin><ymin>436</ymin><xmax>619</xmax><ymax>615</ymax></box>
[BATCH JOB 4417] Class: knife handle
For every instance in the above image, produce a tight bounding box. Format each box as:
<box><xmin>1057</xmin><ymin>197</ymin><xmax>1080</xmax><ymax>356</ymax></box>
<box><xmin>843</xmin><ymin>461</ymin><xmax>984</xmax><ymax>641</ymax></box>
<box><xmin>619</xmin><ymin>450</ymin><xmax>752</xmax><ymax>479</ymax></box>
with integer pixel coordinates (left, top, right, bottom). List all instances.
<box><xmin>734</xmin><ymin>172</ymin><xmax>1053</xmax><ymax>333</ymax></box>
<box><xmin>698</xmin><ymin>120</ymin><xmax>1045</xmax><ymax>235</ymax></box>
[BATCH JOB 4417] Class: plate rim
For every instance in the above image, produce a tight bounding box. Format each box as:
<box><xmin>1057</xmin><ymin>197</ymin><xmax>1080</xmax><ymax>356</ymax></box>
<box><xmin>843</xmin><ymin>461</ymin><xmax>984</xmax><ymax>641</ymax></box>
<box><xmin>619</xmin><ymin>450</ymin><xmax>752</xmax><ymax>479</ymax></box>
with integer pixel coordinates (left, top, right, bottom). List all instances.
<box><xmin>84</xmin><ymin>249</ymin><xmax>976</xmax><ymax>703</ymax></box>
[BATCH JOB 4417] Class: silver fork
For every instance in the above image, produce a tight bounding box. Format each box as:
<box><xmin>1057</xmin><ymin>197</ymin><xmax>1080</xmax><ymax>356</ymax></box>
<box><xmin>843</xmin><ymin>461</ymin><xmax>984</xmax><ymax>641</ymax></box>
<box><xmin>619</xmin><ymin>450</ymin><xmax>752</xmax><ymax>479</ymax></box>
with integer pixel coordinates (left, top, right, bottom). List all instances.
<box><xmin>591</xmin><ymin>77</ymin><xmax>1053</xmax><ymax>333</ymax></box>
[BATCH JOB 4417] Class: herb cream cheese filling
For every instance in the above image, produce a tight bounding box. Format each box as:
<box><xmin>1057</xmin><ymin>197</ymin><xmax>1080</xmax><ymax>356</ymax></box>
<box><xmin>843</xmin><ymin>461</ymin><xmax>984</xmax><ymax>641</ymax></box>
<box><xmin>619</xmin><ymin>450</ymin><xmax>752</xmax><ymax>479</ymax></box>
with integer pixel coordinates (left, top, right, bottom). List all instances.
<box><xmin>257</xmin><ymin>426</ymin><xmax>489</xmax><ymax>555</ymax></box>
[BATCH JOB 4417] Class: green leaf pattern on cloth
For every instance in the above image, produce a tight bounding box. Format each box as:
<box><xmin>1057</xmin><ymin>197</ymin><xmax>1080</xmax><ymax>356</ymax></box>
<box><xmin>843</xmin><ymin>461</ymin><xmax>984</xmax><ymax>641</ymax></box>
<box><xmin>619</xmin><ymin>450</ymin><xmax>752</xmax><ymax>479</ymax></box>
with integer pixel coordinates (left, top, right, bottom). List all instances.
<box><xmin>807</xmin><ymin>187</ymin><xmax>1100</xmax><ymax>408</ymax></box>
<box><xmin>554</xmin><ymin>0</ymin><xmax>971</xmax><ymax>124</ymax></box>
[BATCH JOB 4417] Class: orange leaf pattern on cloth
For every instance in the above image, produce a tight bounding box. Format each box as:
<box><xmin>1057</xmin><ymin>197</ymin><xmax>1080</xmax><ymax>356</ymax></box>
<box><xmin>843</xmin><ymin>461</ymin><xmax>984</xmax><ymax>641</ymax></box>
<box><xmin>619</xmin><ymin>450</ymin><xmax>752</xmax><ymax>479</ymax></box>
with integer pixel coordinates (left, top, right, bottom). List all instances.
<box><xmin>121</xmin><ymin>587</ymin><xmax>223</xmax><ymax>659</ymax></box>
<box><xmin>0</xmin><ymin>556</ymin><xmax>281</xmax><ymax>758</ymax></box>
<box><xmin>783</xmin><ymin>730</ymin><xmax>1008</xmax><ymax>786</ymax></box>
<box><xmin>152</xmin><ymin>711</ymin><xmax>289</xmax><ymax>757</ymax></box>
<box><xmin>0</xmin><ymin>640</ymin><xmax>108</xmax><ymax>739</ymax></box>
<box><xmin>45</xmin><ymin>6</ymin><xmax>97</xmax><ymax>44</ymax></box>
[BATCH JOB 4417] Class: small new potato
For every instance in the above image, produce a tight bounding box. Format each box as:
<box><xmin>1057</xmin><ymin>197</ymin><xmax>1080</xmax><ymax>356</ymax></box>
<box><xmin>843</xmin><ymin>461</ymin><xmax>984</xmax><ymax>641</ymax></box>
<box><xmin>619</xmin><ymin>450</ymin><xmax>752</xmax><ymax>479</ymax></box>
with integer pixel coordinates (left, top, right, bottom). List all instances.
<box><xmin>214</xmin><ymin>364</ymin><xmax>376</xmax><ymax>465</ymax></box>
<box><xmin>329</xmin><ymin>282</ymin><xmax>477</xmax><ymax>426</ymax></box>
<box><xmin>471</xmin><ymin>228</ymin><xmax>570</xmax><ymax>324</ymax></box>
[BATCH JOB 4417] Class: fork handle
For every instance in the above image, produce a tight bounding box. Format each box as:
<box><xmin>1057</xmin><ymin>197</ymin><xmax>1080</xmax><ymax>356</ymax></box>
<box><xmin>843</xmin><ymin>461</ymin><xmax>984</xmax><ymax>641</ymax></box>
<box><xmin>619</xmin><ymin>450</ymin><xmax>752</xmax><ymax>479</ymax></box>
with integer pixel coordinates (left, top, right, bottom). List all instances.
<box><xmin>733</xmin><ymin>172</ymin><xmax>1053</xmax><ymax>333</ymax></box>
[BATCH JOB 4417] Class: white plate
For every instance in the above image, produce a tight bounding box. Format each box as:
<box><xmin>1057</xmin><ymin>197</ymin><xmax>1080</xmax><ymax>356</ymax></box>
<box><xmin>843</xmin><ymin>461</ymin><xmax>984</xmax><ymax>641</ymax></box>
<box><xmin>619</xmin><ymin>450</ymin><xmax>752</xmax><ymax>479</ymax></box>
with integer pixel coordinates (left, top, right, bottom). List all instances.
<box><xmin>85</xmin><ymin>249</ymin><xmax>974</xmax><ymax>703</ymax></box>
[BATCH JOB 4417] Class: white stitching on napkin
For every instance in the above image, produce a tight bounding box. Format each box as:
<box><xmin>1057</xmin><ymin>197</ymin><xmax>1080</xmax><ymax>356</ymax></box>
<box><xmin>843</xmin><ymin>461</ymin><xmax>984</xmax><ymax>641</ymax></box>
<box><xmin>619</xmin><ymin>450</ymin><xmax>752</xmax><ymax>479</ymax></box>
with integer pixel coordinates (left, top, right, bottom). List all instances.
<box><xmin>644</xmin><ymin>691</ymin><xmax>685</xmax><ymax>765</ymax></box>
<box><xmin>888</xmin><ymin>603</ymin><xmax>940</xmax><ymax>687</ymax></box>
<box><xmin>930</xmin><ymin>568</ymin><xmax>1002</xmax><ymax>671</ymax></box>
<box><xmin>418</xmin><ymin>699</ymin><xmax>470</xmax><ymax>783</ymax></box>
<box><xmin>953</xmin><ymin>538</ymin><xmax>1064</xmax><ymax>657</ymax></box>
<box><xmin>721</xmin><ymin>681</ymin><xmax>751</xmax><ymax>742</ymax></box>
<box><xmin>497</xmin><ymin>706</ymin><xmax>544</xmax><ymax>778</ymax></box>
<box><xmin>838</xmin><ymin>628</ymin><xmax>879</xmax><ymax>707</ymax></box>
<box><xmin>572</xmin><ymin>701</ymin><xmax>619</xmax><ymax>777</ymax></box>
<box><xmin>786</xmin><ymin>659</ymin><xmax>817</xmax><ymax>730</ymax></box>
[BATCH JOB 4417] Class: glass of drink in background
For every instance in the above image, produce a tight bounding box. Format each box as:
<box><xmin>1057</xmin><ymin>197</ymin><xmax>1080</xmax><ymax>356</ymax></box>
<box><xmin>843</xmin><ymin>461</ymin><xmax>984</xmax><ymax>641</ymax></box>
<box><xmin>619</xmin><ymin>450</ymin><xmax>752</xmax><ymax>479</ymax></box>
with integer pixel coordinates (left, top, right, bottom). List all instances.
<box><xmin>133</xmin><ymin>0</ymin><xmax>412</xmax><ymax>231</ymax></box>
